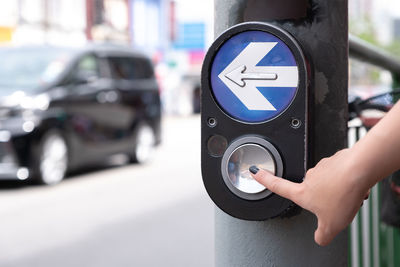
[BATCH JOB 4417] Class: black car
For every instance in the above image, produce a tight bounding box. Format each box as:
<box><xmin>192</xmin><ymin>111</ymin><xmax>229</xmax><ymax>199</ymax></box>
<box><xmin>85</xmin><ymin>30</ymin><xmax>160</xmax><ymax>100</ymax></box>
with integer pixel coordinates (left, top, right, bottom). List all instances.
<box><xmin>0</xmin><ymin>45</ymin><xmax>161</xmax><ymax>185</ymax></box>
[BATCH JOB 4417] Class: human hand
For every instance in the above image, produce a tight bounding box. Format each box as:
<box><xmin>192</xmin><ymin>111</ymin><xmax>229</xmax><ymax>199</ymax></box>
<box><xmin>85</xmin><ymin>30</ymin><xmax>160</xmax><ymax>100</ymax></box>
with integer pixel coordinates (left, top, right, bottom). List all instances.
<box><xmin>250</xmin><ymin>148</ymin><xmax>371</xmax><ymax>246</ymax></box>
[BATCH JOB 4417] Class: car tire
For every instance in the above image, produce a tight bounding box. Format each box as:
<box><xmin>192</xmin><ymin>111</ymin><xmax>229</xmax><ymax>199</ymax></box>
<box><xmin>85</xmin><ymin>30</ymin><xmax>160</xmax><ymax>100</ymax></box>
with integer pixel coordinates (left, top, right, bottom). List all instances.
<box><xmin>34</xmin><ymin>130</ymin><xmax>68</xmax><ymax>185</ymax></box>
<box><xmin>131</xmin><ymin>123</ymin><xmax>156</xmax><ymax>164</ymax></box>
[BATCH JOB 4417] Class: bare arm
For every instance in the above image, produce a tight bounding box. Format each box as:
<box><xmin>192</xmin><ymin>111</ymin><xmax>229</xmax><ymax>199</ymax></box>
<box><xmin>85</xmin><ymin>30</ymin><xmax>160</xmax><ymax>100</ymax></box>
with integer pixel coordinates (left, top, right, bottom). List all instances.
<box><xmin>250</xmin><ymin>100</ymin><xmax>400</xmax><ymax>246</ymax></box>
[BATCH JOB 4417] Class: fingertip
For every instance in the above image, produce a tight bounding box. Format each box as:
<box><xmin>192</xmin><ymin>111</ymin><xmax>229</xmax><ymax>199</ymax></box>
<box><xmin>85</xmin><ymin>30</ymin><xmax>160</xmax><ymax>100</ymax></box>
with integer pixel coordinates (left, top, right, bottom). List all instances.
<box><xmin>249</xmin><ymin>166</ymin><xmax>275</xmax><ymax>180</ymax></box>
<box><xmin>249</xmin><ymin>168</ymin><xmax>303</xmax><ymax>203</ymax></box>
<box><xmin>250</xmin><ymin>167</ymin><xmax>275</xmax><ymax>186</ymax></box>
<box><xmin>249</xmin><ymin>165</ymin><xmax>260</xmax><ymax>175</ymax></box>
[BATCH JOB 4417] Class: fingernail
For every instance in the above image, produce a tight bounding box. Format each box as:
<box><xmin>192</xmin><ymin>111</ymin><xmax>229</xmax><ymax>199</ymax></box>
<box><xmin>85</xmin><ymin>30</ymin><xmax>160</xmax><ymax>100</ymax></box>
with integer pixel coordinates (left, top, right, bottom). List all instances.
<box><xmin>249</xmin><ymin>166</ymin><xmax>259</xmax><ymax>175</ymax></box>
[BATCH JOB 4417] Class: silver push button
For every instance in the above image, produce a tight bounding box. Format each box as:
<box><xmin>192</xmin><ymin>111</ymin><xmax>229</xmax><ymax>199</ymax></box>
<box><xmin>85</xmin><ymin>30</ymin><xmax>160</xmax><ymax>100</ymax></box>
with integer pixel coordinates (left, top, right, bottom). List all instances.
<box><xmin>227</xmin><ymin>144</ymin><xmax>275</xmax><ymax>194</ymax></box>
<box><xmin>221</xmin><ymin>136</ymin><xmax>283</xmax><ymax>201</ymax></box>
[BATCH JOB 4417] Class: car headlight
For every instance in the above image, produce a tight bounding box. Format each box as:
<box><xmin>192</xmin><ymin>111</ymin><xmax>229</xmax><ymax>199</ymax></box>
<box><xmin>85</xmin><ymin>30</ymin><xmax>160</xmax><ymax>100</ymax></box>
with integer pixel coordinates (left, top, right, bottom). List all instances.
<box><xmin>20</xmin><ymin>94</ymin><xmax>50</xmax><ymax>111</ymax></box>
<box><xmin>0</xmin><ymin>92</ymin><xmax>50</xmax><ymax>121</ymax></box>
<box><xmin>0</xmin><ymin>130</ymin><xmax>11</xmax><ymax>142</ymax></box>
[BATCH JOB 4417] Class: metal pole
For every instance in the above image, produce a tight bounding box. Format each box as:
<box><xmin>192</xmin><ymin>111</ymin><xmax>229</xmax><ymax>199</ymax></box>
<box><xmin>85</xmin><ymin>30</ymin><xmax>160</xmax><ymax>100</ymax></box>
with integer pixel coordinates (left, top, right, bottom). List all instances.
<box><xmin>214</xmin><ymin>0</ymin><xmax>349</xmax><ymax>266</ymax></box>
<box><xmin>85</xmin><ymin>0</ymin><xmax>93</xmax><ymax>40</ymax></box>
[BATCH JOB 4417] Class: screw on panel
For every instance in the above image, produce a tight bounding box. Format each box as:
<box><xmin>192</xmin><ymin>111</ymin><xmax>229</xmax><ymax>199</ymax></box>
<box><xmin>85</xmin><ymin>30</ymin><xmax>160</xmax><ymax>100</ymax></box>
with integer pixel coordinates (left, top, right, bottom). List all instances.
<box><xmin>291</xmin><ymin>118</ymin><xmax>301</xmax><ymax>129</ymax></box>
<box><xmin>207</xmin><ymin>117</ymin><xmax>218</xmax><ymax>127</ymax></box>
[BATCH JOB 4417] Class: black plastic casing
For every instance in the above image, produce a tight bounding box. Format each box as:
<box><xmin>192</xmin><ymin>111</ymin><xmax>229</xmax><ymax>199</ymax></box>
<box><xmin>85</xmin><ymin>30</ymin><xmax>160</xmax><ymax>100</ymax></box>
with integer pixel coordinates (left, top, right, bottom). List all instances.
<box><xmin>201</xmin><ymin>22</ymin><xmax>310</xmax><ymax>221</ymax></box>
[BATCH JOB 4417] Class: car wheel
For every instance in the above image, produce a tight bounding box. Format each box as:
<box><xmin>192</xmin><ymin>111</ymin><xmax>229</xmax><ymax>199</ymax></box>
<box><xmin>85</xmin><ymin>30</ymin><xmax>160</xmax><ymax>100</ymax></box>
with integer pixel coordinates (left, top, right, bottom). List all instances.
<box><xmin>36</xmin><ymin>130</ymin><xmax>68</xmax><ymax>185</ymax></box>
<box><xmin>131</xmin><ymin>123</ymin><xmax>156</xmax><ymax>164</ymax></box>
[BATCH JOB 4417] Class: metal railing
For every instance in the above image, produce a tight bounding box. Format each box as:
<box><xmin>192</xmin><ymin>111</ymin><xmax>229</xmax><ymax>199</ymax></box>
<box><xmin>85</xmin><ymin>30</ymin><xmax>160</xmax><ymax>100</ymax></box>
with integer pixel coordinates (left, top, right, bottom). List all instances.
<box><xmin>349</xmin><ymin>34</ymin><xmax>400</xmax><ymax>74</ymax></box>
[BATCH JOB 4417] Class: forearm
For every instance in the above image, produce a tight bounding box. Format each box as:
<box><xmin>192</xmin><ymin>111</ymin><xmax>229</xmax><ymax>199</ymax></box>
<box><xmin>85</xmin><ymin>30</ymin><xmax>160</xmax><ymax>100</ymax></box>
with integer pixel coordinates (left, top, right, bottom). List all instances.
<box><xmin>351</xmin><ymin>100</ymin><xmax>400</xmax><ymax>188</ymax></box>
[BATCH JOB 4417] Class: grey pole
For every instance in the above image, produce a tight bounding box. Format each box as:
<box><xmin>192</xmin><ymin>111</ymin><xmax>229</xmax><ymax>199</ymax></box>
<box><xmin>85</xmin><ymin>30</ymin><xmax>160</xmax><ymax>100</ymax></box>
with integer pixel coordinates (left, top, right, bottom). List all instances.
<box><xmin>214</xmin><ymin>0</ymin><xmax>349</xmax><ymax>266</ymax></box>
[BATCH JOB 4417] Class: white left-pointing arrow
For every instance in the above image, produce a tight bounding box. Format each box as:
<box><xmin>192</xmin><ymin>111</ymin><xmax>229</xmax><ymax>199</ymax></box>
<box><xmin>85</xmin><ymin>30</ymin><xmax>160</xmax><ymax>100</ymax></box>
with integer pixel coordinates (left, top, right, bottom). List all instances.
<box><xmin>225</xmin><ymin>65</ymin><xmax>278</xmax><ymax>87</ymax></box>
<box><xmin>218</xmin><ymin>42</ymin><xmax>298</xmax><ymax>111</ymax></box>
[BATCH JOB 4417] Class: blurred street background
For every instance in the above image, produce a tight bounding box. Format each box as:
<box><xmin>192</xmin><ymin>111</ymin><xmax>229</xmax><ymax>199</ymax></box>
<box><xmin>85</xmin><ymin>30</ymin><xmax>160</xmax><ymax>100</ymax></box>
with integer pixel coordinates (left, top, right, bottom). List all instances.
<box><xmin>0</xmin><ymin>0</ymin><xmax>400</xmax><ymax>266</ymax></box>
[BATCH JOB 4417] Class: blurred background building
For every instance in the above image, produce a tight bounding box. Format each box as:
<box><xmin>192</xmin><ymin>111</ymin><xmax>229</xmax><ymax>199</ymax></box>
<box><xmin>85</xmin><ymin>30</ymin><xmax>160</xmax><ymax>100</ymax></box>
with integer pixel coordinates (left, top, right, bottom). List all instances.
<box><xmin>0</xmin><ymin>0</ymin><xmax>213</xmax><ymax>115</ymax></box>
<box><xmin>350</xmin><ymin>0</ymin><xmax>400</xmax><ymax>44</ymax></box>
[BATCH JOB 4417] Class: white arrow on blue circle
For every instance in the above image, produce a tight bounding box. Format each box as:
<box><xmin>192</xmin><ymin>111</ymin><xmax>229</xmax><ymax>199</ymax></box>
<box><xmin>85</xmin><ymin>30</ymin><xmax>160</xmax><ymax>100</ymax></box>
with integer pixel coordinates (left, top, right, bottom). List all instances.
<box><xmin>218</xmin><ymin>42</ymin><xmax>299</xmax><ymax>111</ymax></box>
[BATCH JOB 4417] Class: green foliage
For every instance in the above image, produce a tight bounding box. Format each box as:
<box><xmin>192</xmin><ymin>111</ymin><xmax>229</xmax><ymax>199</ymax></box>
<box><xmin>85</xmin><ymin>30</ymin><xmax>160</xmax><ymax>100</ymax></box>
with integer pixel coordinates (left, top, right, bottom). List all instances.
<box><xmin>349</xmin><ymin>15</ymin><xmax>379</xmax><ymax>45</ymax></box>
<box><xmin>385</xmin><ymin>40</ymin><xmax>400</xmax><ymax>57</ymax></box>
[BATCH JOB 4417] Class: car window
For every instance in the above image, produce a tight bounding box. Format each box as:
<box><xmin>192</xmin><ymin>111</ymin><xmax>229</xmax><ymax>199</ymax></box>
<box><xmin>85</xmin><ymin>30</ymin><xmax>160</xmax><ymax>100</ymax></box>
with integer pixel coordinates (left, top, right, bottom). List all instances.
<box><xmin>0</xmin><ymin>47</ymin><xmax>73</xmax><ymax>95</ymax></box>
<box><xmin>135</xmin><ymin>57</ymin><xmax>154</xmax><ymax>79</ymax></box>
<box><xmin>108</xmin><ymin>56</ymin><xmax>154</xmax><ymax>80</ymax></box>
<box><xmin>76</xmin><ymin>55</ymin><xmax>100</xmax><ymax>79</ymax></box>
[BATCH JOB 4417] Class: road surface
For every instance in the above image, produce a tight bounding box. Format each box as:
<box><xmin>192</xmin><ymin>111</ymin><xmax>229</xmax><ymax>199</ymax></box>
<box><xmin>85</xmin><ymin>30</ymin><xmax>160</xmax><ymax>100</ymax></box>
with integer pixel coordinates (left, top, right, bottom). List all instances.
<box><xmin>0</xmin><ymin>115</ymin><xmax>214</xmax><ymax>267</ymax></box>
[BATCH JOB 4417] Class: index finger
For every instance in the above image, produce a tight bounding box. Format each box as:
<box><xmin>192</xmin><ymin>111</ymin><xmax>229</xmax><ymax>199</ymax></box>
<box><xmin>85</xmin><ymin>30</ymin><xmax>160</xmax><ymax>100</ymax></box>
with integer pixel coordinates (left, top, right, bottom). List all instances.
<box><xmin>250</xmin><ymin>166</ymin><xmax>302</xmax><ymax>204</ymax></box>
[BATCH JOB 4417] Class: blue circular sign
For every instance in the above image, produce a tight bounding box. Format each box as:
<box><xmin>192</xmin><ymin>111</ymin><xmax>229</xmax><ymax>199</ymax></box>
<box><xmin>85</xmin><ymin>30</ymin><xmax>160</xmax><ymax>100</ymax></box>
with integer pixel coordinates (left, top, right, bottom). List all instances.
<box><xmin>210</xmin><ymin>30</ymin><xmax>299</xmax><ymax>123</ymax></box>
